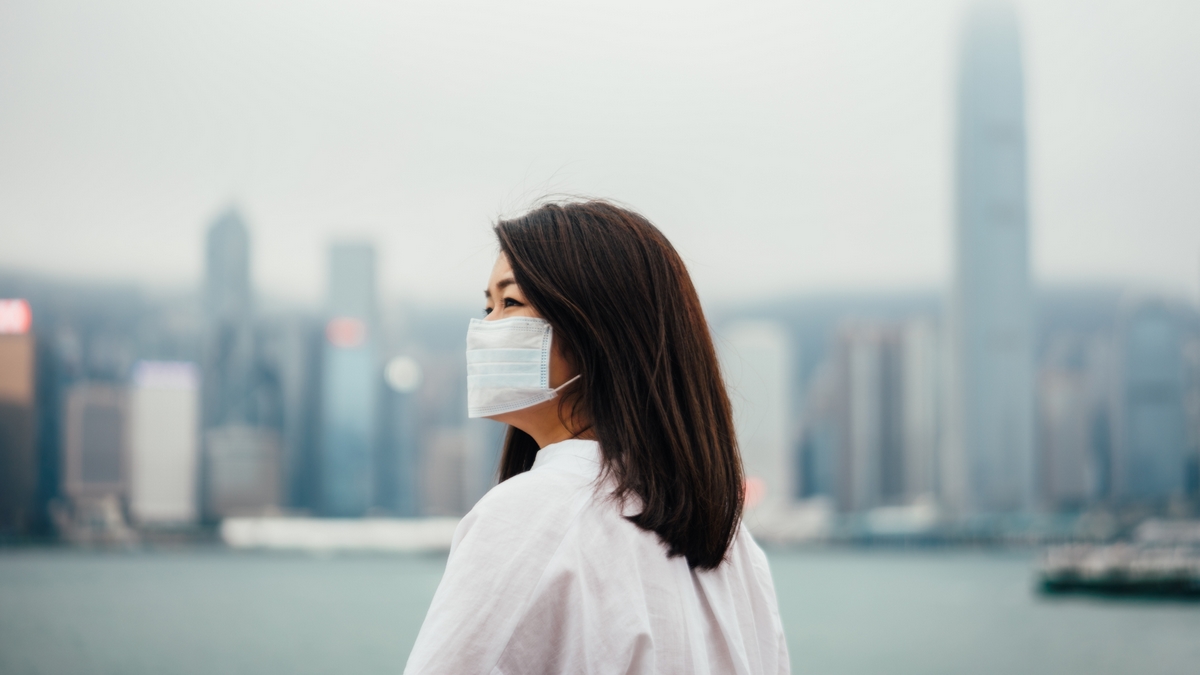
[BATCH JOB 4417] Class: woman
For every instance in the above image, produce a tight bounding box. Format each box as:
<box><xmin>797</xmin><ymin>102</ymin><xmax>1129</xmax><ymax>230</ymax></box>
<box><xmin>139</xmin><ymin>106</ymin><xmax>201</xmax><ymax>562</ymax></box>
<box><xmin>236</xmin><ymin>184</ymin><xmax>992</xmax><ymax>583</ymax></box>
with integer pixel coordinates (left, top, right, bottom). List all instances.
<box><xmin>405</xmin><ymin>200</ymin><xmax>789</xmax><ymax>674</ymax></box>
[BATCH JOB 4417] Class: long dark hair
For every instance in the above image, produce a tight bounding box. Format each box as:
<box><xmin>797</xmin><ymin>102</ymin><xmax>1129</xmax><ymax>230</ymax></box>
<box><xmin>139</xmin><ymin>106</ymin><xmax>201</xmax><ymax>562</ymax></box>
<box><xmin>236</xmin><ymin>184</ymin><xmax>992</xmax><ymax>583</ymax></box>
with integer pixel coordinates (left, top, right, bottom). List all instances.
<box><xmin>494</xmin><ymin>200</ymin><xmax>743</xmax><ymax>570</ymax></box>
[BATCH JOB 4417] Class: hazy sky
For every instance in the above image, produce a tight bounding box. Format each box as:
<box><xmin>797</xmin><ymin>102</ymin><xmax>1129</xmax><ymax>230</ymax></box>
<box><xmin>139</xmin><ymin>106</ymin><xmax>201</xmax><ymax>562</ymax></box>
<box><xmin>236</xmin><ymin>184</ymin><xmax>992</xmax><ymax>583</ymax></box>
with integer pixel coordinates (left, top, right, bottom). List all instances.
<box><xmin>1</xmin><ymin>0</ymin><xmax>1198</xmax><ymax>307</ymax></box>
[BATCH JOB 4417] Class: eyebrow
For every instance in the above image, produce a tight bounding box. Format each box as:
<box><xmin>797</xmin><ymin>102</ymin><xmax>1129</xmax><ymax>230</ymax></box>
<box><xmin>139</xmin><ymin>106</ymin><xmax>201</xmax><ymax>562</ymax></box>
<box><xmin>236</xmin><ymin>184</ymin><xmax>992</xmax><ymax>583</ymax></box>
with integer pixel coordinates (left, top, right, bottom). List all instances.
<box><xmin>483</xmin><ymin>277</ymin><xmax>517</xmax><ymax>298</ymax></box>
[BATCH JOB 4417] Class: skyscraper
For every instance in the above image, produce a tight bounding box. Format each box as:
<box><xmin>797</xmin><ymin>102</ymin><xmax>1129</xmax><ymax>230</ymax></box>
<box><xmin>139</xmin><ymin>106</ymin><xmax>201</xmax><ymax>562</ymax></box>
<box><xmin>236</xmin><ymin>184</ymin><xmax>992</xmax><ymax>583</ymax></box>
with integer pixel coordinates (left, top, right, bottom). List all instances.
<box><xmin>0</xmin><ymin>299</ymin><xmax>37</xmax><ymax>535</ymax></box>
<box><xmin>129</xmin><ymin>361</ymin><xmax>200</xmax><ymax>525</ymax></box>
<box><xmin>830</xmin><ymin>320</ymin><xmax>939</xmax><ymax>512</ymax></box>
<box><xmin>720</xmin><ymin>321</ymin><xmax>792</xmax><ymax>520</ymax></box>
<box><xmin>943</xmin><ymin>1</ymin><xmax>1035</xmax><ymax>513</ymax></box>
<box><xmin>379</xmin><ymin>355</ymin><xmax>423</xmax><ymax>516</ymax></box>
<box><xmin>205</xmin><ymin>425</ymin><xmax>282</xmax><ymax>517</ymax></box>
<box><xmin>1113</xmin><ymin>300</ymin><xmax>1187</xmax><ymax>501</ymax></box>
<box><xmin>319</xmin><ymin>243</ymin><xmax>379</xmax><ymax>516</ymax></box>
<box><xmin>62</xmin><ymin>383</ymin><xmax>129</xmax><ymax>506</ymax></box>
<box><xmin>202</xmin><ymin>208</ymin><xmax>254</xmax><ymax>429</ymax></box>
<box><xmin>202</xmin><ymin>207</ymin><xmax>271</xmax><ymax>521</ymax></box>
<box><xmin>1037</xmin><ymin>369</ymin><xmax>1092</xmax><ymax>508</ymax></box>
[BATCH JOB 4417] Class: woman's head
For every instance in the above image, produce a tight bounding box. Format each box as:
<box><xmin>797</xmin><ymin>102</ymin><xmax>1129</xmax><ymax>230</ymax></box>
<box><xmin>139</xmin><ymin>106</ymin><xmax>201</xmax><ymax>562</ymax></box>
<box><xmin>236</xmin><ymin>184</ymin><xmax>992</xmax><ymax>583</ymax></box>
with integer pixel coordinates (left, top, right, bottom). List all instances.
<box><xmin>491</xmin><ymin>200</ymin><xmax>743</xmax><ymax>570</ymax></box>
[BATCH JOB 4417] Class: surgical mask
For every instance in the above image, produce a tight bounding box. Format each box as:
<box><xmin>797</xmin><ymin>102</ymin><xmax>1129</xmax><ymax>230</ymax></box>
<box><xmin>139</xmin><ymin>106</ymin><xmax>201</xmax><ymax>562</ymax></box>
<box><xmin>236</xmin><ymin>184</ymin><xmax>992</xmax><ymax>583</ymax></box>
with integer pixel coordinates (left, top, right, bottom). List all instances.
<box><xmin>466</xmin><ymin>316</ymin><xmax>581</xmax><ymax>418</ymax></box>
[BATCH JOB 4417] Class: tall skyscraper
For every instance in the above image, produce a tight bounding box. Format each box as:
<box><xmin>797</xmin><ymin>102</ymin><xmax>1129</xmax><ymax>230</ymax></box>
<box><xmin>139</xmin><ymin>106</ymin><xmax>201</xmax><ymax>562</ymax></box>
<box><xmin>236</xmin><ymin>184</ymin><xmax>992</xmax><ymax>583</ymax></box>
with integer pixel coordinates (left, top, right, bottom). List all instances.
<box><xmin>201</xmin><ymin>207</ymin><xmax>262</xmax><ymax>521</ymax></box>
<box><xmin>944</xmin><ymin>1</ymin><xmax>1035</xmax><ymax>514</ymax></box>
<box><xmin>319</xmin><ymin>243</ymin><xmax>379</xmax><ymax>516</ymax></box>
<box><xmin>1113</xmin><ymin>300</ymin><xmax>1187</xmax><ymax>501</ymax></box>
<box><xmin>202</xmin><ymin>208</ymin><xmax>254</xmax><ymax>430</ymax></box>
<box><xmin>0</xmin><ymin>299</ymin><xmax>37</xmax><ymax>535</ymax></box>
<box><xmin>830</xmin><ymin>320</ymin><xmax>939</xmax><ymax>512</ymax></box>
<box><xmin>720</xmin><ymin>321</ymin><xmax>792</xmax><ymax>520</ymax></box>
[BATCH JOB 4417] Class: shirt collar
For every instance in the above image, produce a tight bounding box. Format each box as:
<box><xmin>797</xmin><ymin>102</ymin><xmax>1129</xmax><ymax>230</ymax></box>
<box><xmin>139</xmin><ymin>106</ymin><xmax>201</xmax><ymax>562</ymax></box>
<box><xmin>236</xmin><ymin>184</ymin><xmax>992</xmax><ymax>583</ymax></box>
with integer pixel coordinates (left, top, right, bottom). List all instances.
<box><xmin>530</xmin><ymin>438</ymin><xmax>602</xmax><ymax>481</ymax></box>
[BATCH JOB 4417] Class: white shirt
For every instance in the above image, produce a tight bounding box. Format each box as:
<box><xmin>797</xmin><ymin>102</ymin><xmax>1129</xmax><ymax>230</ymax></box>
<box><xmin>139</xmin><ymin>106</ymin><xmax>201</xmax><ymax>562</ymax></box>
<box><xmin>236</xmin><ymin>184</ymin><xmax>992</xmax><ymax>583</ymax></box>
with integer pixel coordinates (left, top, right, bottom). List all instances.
<box><xmin>404</xmin><ymin>439</ymin><xmax>790</xmax><ymax>675</ymax></box>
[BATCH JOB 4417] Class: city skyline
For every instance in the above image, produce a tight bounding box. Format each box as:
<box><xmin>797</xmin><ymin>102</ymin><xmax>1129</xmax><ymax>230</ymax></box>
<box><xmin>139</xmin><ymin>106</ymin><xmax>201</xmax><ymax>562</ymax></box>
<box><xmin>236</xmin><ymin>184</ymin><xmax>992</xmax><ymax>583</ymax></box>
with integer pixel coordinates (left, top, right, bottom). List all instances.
<box><xmin>1</xmin><ymin>0</ymin><xmax>1198</xmax><ymax>306</ymax></box>
<box><xmin>1</xmin><ymin>0</ymin><xmax>1198</xmax><ymax>539</ymax></box>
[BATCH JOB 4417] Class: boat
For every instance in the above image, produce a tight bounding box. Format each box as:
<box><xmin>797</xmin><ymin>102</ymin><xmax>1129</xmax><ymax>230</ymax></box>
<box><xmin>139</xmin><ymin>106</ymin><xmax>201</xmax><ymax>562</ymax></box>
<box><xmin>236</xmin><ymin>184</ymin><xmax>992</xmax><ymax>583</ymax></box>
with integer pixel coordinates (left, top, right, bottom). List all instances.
<box><xmin>1037</xmin><ymin>520</ymin><xmax>1200</xmax><ymax>598</ymax></box>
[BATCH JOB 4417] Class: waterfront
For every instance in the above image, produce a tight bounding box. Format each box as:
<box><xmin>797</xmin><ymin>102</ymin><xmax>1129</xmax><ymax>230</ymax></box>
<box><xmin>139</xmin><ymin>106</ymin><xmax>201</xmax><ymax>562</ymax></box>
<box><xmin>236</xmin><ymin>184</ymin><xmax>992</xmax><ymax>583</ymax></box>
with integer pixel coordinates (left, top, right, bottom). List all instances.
<box><xmin>1</xmin><ymin>548</ymin><xmax>1197</xmax><ymax>675</ymax></box>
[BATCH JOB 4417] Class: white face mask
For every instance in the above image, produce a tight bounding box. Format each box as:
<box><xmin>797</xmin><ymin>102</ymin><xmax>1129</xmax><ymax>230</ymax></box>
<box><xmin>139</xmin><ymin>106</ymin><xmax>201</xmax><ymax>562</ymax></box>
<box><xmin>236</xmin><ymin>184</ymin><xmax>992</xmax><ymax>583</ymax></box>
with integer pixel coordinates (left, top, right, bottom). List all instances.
<box><xmin>466</xmin><ymin>316</ymin><xmax>581</xmax><ymax>419</ymax></box>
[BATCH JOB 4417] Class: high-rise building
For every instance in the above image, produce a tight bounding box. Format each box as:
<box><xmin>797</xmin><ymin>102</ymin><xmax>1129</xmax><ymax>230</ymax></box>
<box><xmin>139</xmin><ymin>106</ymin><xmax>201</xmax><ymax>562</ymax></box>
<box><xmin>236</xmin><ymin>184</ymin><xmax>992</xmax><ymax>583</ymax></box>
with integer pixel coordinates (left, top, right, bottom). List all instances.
<box><xmin>944</xmin><ymin>1</ymin><xmax>1035</xmax><ymax>513</ymax></box>
<box><xmin>1113</xmin><ymin>300</ymin><xmax>1187</xmax><ymax>501</ymax></box>
<box><xmin>205</xmin><ymin>425</ymin><xmax>282</xmax><ymax>517</ymax></box>
<box><xmin>422</xmin><ymin>427</ymin><xmax>468</xmax><ymax>516</ymax></box>
<box><xmin>830</xmin><ymin>320</ymin><xmax>939</xmax><ymax>512</ymax></box>
<box><xmin>62</xmin><ymin>383</ymin><xmax>129</xmax><ymax>505</ymax></box>
<box><xmin>1184</xmin><ymin>334</ymin><xmax>1200</xmax><ymax>496</ymax></box>
<box><xmin>720</xmin><ymin>321</ymin><xmax>792</xmax><ymax>520</ymax></box>
<box><xmin>463</xmin><ymin>418</ymin><xmax>506</xmax><ymax>511</ymax></box>
<box><xmin>253</xmin><ymin>315</ymin><xmax>321</xmax><ymax>511</ymax></box>
<box><xmin>202</xmin><ymin>208</ymin><xmax>255</xmax><ymax>430</ymax></box>
<box><xmin>1038</xmin><ymin>370</ymin><xmax>1092</xmax><ymax>508</ymax></box>
<box><xmin>901</xmin><ymin>320</ymin><xmax>940</xmax><ymax>502</ymax></box>
<box><xmin>129</xmin><ymin>361</ymin><xmax>200</xmax><ymax>525</ymax></box>
<box><xmin>379</xmin><ymin>355</ymin><xmax>425</xmax><ymax>516</ymax></box>
<box><xmin>319</xmin><ymin>243</ymin><xmax>379</xmax><ymax>516</ymax></box>
<box><xmin>1035</xmin><ymin>331</ymin><xmax>1115</xmax><ymax>509</ymax></box>
<box><xmin>798</xmin><ymin>363</ymin><xmax>839</xmax><ymax>500</ymax></box>
<box><xmin>0</xmin><ymin>298</ymin><xmax>37</xmax><ymax>535</ymax></box>
<box><xmin>836</xmin><ymin>323</ymin><xmax>888</xmax><ymax>512</ymax></box>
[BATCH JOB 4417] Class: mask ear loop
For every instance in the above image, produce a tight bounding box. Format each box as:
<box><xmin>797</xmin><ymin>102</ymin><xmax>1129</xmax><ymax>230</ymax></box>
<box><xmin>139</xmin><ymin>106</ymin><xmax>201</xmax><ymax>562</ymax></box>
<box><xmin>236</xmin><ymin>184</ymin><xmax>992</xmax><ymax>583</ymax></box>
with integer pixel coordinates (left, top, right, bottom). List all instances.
<box><xmin>553</xmin><ymin>374</ymin><xmax>591</xmax><ymax>441</ymax></box>
<box><xmin>552</xmin><ymin>374</ymin><xmax>582</xmax><ymax>393</ymax></box>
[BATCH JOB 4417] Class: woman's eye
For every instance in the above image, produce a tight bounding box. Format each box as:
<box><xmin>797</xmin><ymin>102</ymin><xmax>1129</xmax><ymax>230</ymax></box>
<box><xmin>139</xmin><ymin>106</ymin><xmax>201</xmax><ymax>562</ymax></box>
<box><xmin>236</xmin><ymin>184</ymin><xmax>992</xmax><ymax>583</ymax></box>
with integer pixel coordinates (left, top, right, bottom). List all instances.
<box><xmin>504</xmin><ymin>298</ymin><xmax>521</xmax><ymax>308</ymax></box>
<box><xmin>483</xmin><ymin>307</ymin><xmax>493</xmax><ymax>316</ymax></box>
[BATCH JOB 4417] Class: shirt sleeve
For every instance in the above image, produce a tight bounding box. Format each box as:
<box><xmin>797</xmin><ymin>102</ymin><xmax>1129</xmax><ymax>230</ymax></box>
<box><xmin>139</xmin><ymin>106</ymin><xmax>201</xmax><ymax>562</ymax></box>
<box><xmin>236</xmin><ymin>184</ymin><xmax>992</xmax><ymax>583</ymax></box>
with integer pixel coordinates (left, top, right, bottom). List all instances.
<box><xmin>403</xmin><ymin>471</ymin><xmax>591</xmax><ymax>675</ymax></box>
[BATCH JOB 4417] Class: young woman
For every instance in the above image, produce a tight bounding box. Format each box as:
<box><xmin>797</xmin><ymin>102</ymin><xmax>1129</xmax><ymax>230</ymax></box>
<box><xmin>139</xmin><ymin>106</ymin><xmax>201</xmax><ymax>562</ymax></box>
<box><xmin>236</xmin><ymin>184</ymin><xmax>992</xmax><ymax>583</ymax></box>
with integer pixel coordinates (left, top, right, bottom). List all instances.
<box><xmin>404</xmin><ymin>200</ymin><xmax>789</xmax><ymax>674</ymax></box>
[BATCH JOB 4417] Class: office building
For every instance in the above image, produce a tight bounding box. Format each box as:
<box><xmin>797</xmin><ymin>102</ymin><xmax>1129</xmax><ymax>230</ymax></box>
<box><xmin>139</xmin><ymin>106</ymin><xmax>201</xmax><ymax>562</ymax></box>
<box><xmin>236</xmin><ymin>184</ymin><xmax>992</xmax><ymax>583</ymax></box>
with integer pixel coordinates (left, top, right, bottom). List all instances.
<box><xmin>835</xmin><ymin>323</ymin><xmax>889</xmax><ymax>511</ymax></box>
<box><xmin>422</xmin><ymin>427</ymin><xmax>468</xmax><ymax>517</ymax></box>
<box><xmin>254</xmin><ymin>315</ymin><xmax>322</xmax><ymax>511</ymax></box>
<box><xmin>129</xmin><ymin>361</ymin><xmax>200</xmax><ymax>525</ymax></box>
<box><xmin>464</xmin><ymin>418</ymin><xmax>506</xmax><ymax>511</ymax></box>
<box><xmin>319</xmin><ymin>243</ymin><xmax>379</xmax><ymax>516</ymax></box>
<box><xmin>62</xmin><ymin>383</ymin><xmax>129</xmax><ymax>505</ymax></box>
<box><xmin>379</xmin><ymin>355</ymin><xmax>424</xmax><ymax>516</ymax></box>
<box><xmin>202</xmin><ymin>207</ymin><xmax>255</xmax><ymax>429</ymax></box>
<box><xmin>205</xmin><ymin>425</ymin><xmax>282</xmax><ymax>517</ymax></box>
<box><xmin>0</xmin><ymin>299</ymin><xmax>37</xmax><ymax>534</ymax></box>
<box><xmin>1113</xmin><ymin>300</ymin><xmax>1187</xmax><ymax>501</ymax></box>
<box><xmin>944</xmin><ymin>0</ymin><xmax>1035</xmax><ymax>513</ymax></box>
<box><xmin>1038</xmin><ymin>370</ymin><xmax>1092</xmax><ymax>508</ymax></box>
<box><xmin>720</xmin><ymin>321</ymin><xmax>792</xmax><ymax>518</ymax></box>
<box><xmin>829</xmin><ymin>320</ymin><xmax>939</xmax><ymax>512</ymax></box>
<box><xmin>901</xmin><ymin>319</ymin><xmax>940</xmax><ymax>502</ymax></box>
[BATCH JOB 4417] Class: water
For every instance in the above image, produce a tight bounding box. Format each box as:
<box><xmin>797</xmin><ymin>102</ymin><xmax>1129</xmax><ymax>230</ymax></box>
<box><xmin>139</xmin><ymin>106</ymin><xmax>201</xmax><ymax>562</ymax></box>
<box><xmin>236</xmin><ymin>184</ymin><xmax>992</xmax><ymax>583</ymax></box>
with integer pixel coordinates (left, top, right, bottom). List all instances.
<box><xmin>1</xmin><ymin>548</ymin><xmax>1197</xmax><ymax>674</ymax></box>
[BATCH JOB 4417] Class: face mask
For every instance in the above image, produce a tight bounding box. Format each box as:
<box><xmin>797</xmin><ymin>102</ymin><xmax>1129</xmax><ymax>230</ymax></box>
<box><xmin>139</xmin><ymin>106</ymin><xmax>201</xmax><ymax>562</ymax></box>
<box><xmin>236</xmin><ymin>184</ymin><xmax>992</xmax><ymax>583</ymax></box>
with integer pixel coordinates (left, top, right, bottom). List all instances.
<box><xmin>466</xmin><ymin>316</ymin><xmax>581</xmax><ymax>419</ymax></box>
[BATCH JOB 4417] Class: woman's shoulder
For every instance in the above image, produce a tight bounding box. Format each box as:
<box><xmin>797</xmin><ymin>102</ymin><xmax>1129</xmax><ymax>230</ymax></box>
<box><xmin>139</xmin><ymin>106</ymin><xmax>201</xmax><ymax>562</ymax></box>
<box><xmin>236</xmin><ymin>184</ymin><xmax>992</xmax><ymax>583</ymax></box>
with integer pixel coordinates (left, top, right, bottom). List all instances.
<box><xmin>405</xmin><ymin>463</ymin><xmax>603</xmax><ymax>674</ymax></box>
<box><xmin>451</xmin><ymin>462</ymin><xmax>598</xmax><ymax>556</ymax></box>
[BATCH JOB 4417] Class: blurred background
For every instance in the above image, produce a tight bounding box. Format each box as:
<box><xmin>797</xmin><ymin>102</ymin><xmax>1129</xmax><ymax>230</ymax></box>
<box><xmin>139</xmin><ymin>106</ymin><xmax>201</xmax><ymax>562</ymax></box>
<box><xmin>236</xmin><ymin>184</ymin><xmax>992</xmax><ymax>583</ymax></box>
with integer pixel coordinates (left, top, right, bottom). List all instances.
<box><xmin>2</xmin><ymin>0</ymin><xmax>1199</xmax><ymax>673</ymax></box>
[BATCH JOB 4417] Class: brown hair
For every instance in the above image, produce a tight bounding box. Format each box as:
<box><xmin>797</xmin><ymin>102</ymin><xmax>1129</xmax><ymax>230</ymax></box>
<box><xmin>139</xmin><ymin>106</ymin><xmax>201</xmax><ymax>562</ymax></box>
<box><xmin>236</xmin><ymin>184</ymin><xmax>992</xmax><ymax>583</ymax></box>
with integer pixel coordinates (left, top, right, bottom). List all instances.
<box><xmin>494</xmin><ymin>200</ymin><xmax>743</xmax><ymax>570</ymax></box>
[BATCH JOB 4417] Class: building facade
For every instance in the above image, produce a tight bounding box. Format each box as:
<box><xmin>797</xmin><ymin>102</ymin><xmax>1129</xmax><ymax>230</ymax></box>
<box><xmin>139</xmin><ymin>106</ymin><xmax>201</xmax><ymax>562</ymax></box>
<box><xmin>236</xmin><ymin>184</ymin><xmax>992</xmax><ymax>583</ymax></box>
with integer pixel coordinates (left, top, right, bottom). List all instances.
<box><xmin>720</xmin><ymin>321</ymin><xmax>792</xmax><ymax>520</ymax></box>
<box><xmin>830</xmin><ymin>320</ymin><xmax>939</xmax><ymax>512</ymax></box>
<box><xmin>0</xmin><ymin>299</ymin><xmax>37</xmax><ymax>535</ymax></box>
<box><xmin>1113</xmin><ymin>300</ymin><xmax>1188</xmax><ymax>501</ymax></box>
<box><xmin>129</xmin><ymin>361</ymin><xmax>200</xmax><ymax>525</ymax></box>
<box><xmin>319</xmin><ymin>243</ymin><xmax>380</xmax><ymax>516</ymax></box>
<box><xmin>62</xmin><ymin>383</ymin><xmax>129</xmax><ymax>505</ymax></box>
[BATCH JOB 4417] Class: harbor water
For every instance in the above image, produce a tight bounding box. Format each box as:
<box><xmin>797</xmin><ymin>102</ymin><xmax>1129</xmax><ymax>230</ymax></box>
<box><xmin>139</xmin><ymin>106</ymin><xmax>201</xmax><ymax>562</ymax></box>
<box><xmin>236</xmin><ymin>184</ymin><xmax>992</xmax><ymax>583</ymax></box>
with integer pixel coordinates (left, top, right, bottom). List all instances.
<box><xmin>1</xmin><ymin>548</ymin><xmax>1197</xmax><ymax>674</ymax></box>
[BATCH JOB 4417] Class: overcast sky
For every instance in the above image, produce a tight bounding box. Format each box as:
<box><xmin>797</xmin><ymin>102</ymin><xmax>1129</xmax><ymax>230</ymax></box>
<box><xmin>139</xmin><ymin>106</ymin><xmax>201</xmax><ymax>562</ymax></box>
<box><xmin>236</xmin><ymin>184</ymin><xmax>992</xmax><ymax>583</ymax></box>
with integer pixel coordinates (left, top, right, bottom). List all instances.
<box><xmin>1</xmin><ymin>0</ymin><xmax>1198</xmax><ymax>308</ymax></box>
